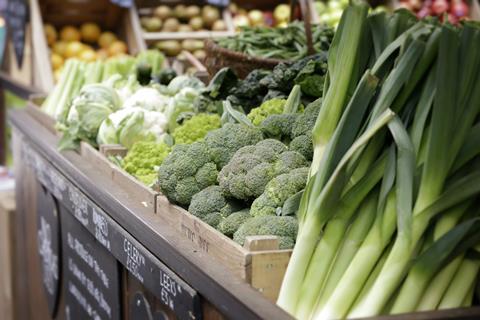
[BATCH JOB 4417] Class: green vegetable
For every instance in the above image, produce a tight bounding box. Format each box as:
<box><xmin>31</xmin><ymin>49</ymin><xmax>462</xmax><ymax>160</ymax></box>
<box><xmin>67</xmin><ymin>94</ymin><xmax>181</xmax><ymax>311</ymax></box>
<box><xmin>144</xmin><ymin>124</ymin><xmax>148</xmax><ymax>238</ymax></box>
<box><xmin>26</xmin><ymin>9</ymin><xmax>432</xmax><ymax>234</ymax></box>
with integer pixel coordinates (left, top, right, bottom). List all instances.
<box><xmin>158</xmin><ymin>142</ymin><xmax>218</xmax><ymax>206</ymax></box>
<box><xmin>204</xmin><ymin>123</ymin><xmax>263</xmax><ymax>168</ymax></box>
<box><xmin>216</xmin><ymin>22</ymin><xmax>334</xmax><ymax>61</ymax></box>
<box><xmin>136</xmin><ymin>61</ymin><xmax>152</xmax><ymax>85</ymax></box>
<box><xmin>97</xmin><ymin>107</ymin><xmax>168</xmax><ymax>149</ymax></box>
<box><xmin>218</xmin><ymin>139</ymin><xmax>308</xmax><ymax>201</ymax></box>
<box><xmin>164</xmin><ymin>87</ymin><xmax>201</xmax><ymax>132</ymax></box>
<box><xmin>154</xmin><ymin>68</ymin><xmax>177</xmax><ymax>85</ymax></box>
<box><xmin>167</xmin><ymin>75</ymin><xmax>205</xmax><ymax>95</ymax></box>
<box><xmin>58</xmin><ymin>78</ymin><xmax>122</xmax><ymax>150</ymax></box>
<box><xmin>42</xmin><ymin>59</ymin><xmax>86</xmax><ymax>121</ymax></box>
<box><xmin>172</xmin><ymin>113</ymin><xmax>221</xmax><ymax>145</ymax></box>
<box><xmin>276</xmin><ymin>6</ymin><xmax>480</xmax><ymax>320</ymax></box>
<box><xmin>260</xmin><ymin>113</ymin><xmax>298</xmax><ymax>141</ymax></box>
<box><xmin>188</xmin><ymin>185</ymin><xmax>242</xmax><ymax>228</ymax></box>
<box><xmin>294</xmin><ymin>59</ymin><xmax>328</xmax><ymax>97</ymax></box>
<box><xmin>217</xmin><ymin>209</ymin><xmax>251</xmax><ymax>238</ymax></box>
<box><xmin>290</xmin><ymin>134</ymin><xmax>314</xmax><ymax>160</ymax></box>
<box><xmin>233</xmin><ymin>215</ymin><xmax>298</xmax><ymax>249</ymax></box>
<box><xmin>122</xmin><ymin>141</ymin><xmax>171</xmax><ymax>186</ymax></box>
<box><xmin>251</xmin><ymin>167</ymin><xmax>309</xmax><ymax>217</ymax></box>
<box><xmin>135</xmin><ymin>49</ymin><xmax>165</xmax><ymax>76</ymax></box>
<box><xmin>247</xmin><ymin>98</ymin><xmax>286</xmax><ymax>126</ymax></box>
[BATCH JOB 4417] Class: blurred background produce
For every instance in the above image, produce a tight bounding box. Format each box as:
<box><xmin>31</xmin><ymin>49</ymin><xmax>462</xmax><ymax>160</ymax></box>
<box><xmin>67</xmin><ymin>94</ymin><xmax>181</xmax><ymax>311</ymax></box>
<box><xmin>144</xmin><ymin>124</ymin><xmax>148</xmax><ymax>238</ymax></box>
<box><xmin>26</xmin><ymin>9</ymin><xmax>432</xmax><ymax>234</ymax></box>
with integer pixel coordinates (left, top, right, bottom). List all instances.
<box><xmin>315</xmin><ymin>0</ymin><xmax>389</xmax><ymax>27</ymax></box>
<box><xmin>398</xmin><ymin>0</ymin><xmax>470</xmax><ymax>23</ymax></box>
<box><xmin>139</xmin><ymin>4</ymin><xmax>228</xmax><ymax>32</ymax></box>
<box><xmin>215</xmin><ymin>21</ymin><xmax>334</xmax><ymax>60</ymax></box>
<box><xmin>44</xmin><ymin>22</ymin><xmax>129</xmax><ymax>81</ymax></box>
<box><xmin>228</xmin><ymin>2</ymin><xmax>292</xmax><ymax>29</ymax></box>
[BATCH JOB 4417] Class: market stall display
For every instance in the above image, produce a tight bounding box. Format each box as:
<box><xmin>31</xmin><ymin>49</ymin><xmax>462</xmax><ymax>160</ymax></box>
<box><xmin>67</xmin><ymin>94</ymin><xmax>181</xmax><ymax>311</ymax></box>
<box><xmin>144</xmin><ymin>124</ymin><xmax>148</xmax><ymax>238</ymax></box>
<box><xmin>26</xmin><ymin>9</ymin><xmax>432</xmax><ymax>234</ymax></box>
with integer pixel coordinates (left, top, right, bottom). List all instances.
<box><xmin>4</xmin><ymin>0</ymin><xmax>480</xmax><ymax>319</ymax></box>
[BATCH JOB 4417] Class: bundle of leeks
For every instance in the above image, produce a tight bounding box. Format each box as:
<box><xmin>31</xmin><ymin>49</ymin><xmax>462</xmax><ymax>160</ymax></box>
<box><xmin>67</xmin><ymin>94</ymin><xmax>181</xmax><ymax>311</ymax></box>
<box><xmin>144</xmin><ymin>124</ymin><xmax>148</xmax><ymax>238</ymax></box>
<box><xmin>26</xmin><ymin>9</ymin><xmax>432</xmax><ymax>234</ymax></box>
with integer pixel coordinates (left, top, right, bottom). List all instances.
<box><xmin>277</xmin><ymin>2</ymin><xmax>480</xmax><ymax>319</ymax></box>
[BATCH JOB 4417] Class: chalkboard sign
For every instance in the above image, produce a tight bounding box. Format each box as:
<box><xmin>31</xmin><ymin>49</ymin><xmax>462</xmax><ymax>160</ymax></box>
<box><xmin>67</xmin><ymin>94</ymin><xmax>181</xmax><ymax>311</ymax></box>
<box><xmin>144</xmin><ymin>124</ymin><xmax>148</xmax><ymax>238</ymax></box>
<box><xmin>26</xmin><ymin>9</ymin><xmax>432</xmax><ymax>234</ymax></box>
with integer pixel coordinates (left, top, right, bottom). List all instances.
<box><xmin>22</xmin><ymin>142</ymin><xmax>203</xmax><ymax>320</ymax></box>
<box><xmin>6</xmin><ymin>0</ymin><xmax>28</xmax><ymax>67</ymax></box>
<box><xmin>36</xmin><ymin>184</ymin><xmax>61</xmax><ymax>317</ymax></box>
<box><xmin>61</xmin><ymin>204</ymin><xmax>121</xmax><ymax>320</ymax></box>
<box><xmin>130</xmin><ymin>292</ymin><xmax>153</xmax><ymax>320</ymax></box>
<box><xmin>110</xmin><ymin>0</ymin><xmax>133</xmax><ymax>8</ymax></box>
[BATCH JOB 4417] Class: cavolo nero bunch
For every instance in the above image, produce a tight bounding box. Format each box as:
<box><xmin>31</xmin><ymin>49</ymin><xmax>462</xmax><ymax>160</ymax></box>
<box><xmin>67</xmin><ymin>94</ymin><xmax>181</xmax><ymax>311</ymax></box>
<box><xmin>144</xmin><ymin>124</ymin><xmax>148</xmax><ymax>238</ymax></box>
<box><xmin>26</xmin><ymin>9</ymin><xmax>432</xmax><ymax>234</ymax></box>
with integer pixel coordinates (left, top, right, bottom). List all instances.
<box><xmin>277</xmin><ymin>3</ymin><xmax>480</xmax><ymax>320</ymax></box>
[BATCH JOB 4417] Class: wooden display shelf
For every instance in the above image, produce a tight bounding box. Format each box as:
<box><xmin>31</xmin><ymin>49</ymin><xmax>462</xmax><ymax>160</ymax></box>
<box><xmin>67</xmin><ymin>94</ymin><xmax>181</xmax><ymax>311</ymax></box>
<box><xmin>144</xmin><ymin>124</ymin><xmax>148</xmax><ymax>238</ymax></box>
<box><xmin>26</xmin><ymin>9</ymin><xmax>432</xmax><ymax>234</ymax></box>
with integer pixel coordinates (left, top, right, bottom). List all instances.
<box><xmin>29</xmin><ymin>0</ymin><xmax>144</xmax><ymax>93</ymax></box>
<box><xmin>5</xmin><ymin>73</ymin><xmax>480</xmax><ymax>319</ymax></box>
<box><xmin>11</xmin><ymin>97</ymin><xmax>480</xmax><ymax>320</ymax></box>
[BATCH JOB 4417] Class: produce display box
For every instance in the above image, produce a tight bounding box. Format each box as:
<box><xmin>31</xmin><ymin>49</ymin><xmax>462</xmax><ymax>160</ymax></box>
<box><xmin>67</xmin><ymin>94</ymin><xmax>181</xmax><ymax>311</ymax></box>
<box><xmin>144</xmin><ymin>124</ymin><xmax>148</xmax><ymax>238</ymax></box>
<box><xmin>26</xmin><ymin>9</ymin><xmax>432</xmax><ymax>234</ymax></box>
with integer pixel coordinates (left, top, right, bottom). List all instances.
<box><xmin>29</xmin><ymin>0</ymin><xmax>144</xmax><ymax>93</ymax></box>
<box><xmin>78</xmin><ymin>141</ymin><xmax>292</xmax><ymax>302</ymax></box>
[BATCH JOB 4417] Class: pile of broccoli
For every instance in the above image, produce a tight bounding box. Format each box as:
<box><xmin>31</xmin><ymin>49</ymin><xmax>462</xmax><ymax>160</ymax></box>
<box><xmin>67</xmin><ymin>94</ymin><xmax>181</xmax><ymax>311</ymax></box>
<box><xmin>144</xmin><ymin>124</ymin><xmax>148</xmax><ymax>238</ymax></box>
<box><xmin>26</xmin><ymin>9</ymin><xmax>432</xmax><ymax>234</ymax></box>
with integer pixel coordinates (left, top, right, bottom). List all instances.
<box><xmin>154</xmin><ymin>82</ymin><xmax>324</xmax><ymax>250</ymax></box>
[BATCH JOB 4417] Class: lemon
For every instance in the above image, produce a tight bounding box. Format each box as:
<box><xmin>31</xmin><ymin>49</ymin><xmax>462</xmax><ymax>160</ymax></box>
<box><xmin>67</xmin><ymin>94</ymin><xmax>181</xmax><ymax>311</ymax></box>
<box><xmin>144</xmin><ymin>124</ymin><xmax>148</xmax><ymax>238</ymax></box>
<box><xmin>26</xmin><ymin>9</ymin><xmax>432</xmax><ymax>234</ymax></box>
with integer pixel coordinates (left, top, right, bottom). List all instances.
<box><xmin>44</xmin><ymin>24</ymin><xmax>57</xmax><ymax>46</ymax></box>
<box><xmin>80</xmin><ymin>22</ymin><xmax>101</xmax><ymax>43</ymax></box>
<box><xmin>50</xmin><ymin>53</ymin><xmax>64</xmax><ymax>70</ymax></box>
<box><xmin>52</xmin><ymin>41</ymin><xmax>68</xmax><ymax>57</ymax></box>
<box><xmin>60</xmin><ymin>25</ymin><xmax>81</xmax><ymax>42</ymax></box>
<box><xmin>96</xmin><ymin>48</ymin><xmax>109</xmax><ymax>60</ymax></box>
<box><xmin>108</xmin><ymin>40</ymin><xmax>128</xmax><ymax>56</ymax></box>
<box><xmin>79</xmin><ymin>49</ymin><xmax>97</xmax><ymax>62</ymax></box>
<box><xmin>98</xmin><ymin>32</ymin><xmax>117</xmax><ymax>49</ymax></box>
<box><xmin>65</xmin><ymin>41</ymin><xmax>84</xmax><ymax>58</ymax></box>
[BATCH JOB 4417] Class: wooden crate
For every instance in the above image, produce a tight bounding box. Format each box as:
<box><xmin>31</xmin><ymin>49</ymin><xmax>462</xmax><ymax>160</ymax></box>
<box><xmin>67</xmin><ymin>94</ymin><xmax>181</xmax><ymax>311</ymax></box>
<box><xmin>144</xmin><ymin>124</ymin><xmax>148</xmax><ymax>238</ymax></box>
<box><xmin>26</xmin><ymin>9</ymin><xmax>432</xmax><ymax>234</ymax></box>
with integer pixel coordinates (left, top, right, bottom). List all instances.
<box><xmin>25</xmin><ymin>94</ymin><xmax>56</xmax><ymax>134</ymax></box>
<box><xmin>79</xmin><ymin>141</ymin><xmax>292</xmax><ymax>302</ymax></box>
<box><xmin>0</xmin><ymin>191</ymin><xmax>15</xmax><ymax>320</ymax></box>
<box><xmin>156</xmin><ymin>195</ymin><xmax>292</xmax><ymax>302</ymax></box>
<box><xmin>29</xmin><ymin>0</ymin><xmax>144</xmax><ymax>93</ymax></box>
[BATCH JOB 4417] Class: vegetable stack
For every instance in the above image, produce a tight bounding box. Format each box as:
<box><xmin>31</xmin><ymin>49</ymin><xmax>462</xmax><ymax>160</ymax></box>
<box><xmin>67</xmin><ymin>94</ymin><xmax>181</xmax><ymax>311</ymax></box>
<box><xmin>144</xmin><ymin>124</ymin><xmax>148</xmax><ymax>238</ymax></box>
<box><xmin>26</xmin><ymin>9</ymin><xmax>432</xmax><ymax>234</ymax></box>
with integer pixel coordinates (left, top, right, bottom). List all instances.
<box><xmin>278</xmin><ymin>3</ymin><xmax>480</xmax><ymax>319</ymax></box>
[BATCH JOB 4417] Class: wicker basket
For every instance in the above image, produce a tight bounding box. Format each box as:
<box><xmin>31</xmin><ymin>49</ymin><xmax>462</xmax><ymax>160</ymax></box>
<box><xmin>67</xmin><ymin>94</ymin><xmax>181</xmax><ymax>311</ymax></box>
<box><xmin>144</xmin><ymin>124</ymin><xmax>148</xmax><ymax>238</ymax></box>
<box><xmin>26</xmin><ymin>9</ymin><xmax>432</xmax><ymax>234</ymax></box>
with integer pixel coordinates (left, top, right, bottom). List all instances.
<box><xmin>204</xmin><ymin>0</ymin><xmax>315</xmax><ymax>79</ymax></box>
<box><xmin>204</xmin><ymin>39</ymin><xmax>285</xmax><ymax>78</ymax></box>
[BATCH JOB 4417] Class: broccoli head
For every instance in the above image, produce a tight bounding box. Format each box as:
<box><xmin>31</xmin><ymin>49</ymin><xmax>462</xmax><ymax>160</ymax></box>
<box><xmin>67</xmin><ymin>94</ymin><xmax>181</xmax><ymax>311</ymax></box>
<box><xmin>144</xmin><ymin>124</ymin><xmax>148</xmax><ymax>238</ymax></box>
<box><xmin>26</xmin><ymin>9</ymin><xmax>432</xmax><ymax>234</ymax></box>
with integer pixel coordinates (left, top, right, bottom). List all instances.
<box><xmin>218</xmin><ymin>139</ymin><xmax>308</xmax><ymax>201</ymax></box>
<box><xmin>247</xmin><ymin>98</ymin><xmax>286</xmax><ymax>126</ymax></box>
<box><xmin>289</xmin><ymin>134</ymin><xmax>313</xmax><ymax>160</ymax></box>
<box><xmin>294</xmin><ymin>59</ymin><xmax>328</xmax><ymax>98</ymax></box>
<box><xmin>217</xmin><ymin>209</ymin><xmax>251</xmax><ymax>238</ymax></box>
<box><xmin>233</xmin><ymin>216</ymin><xmax>298</xmax><ymax>249</ymax></box>
<box><xmin>251</xmin><ymin>167</ymin><xmax>309</xmax><ymax>217</ymax></box>
<box><xmin>291</xmin><ymin>98</ymin><xmax>321</xmax><ymax>139</ymax></box>
<box><xmin>172</xmin><ymin>113</ymin><xmax>221</xmax><ymax>145</ymax></box>
<box><xmin>204</xmin><ymin>123</ymin><xmax>264</xmax><ymax>168</ymax></box>
<box><xmin>188</xmin><ymin>185</ymin><xmax>242</xmax><ymax>227</ymax></box>
<box><xmin>158</xmin><ymin>142</ymin><xmax>218</xmax><ymax>206</ymax></box>
<box><xmin>260</xmin><ymin>113</ymin><xmax>298</xmax><ymax>141</ymax></box>
<box><xmin>122</xmin><ymin>141</ymin><xmax>171</xmax><ymax>186</ymax></box>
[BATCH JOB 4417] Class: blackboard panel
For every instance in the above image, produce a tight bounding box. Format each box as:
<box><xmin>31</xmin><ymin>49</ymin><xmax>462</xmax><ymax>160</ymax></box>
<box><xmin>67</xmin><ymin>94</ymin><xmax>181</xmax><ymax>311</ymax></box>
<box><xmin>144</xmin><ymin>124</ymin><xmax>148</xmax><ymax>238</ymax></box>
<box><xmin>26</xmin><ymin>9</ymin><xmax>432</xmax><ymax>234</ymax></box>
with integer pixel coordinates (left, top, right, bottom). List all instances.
<box><xmin>6</xmin><ymin>0</ymin><xmax>28</xmax><ymax>67</ymax></box>
<box><xmin>23</xmin><ymin>142</ymin><xmax>202</xmax><ymax>320</ymax></box>
<box><xmin>61</xmin><ymin>204</ymin><xmax>121</xmax><ymax>320</ymax></box>
<box><xmin>36</xmin><ymin>184</ymin><xmax>61</xmax><ymax>317</ymax></box>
